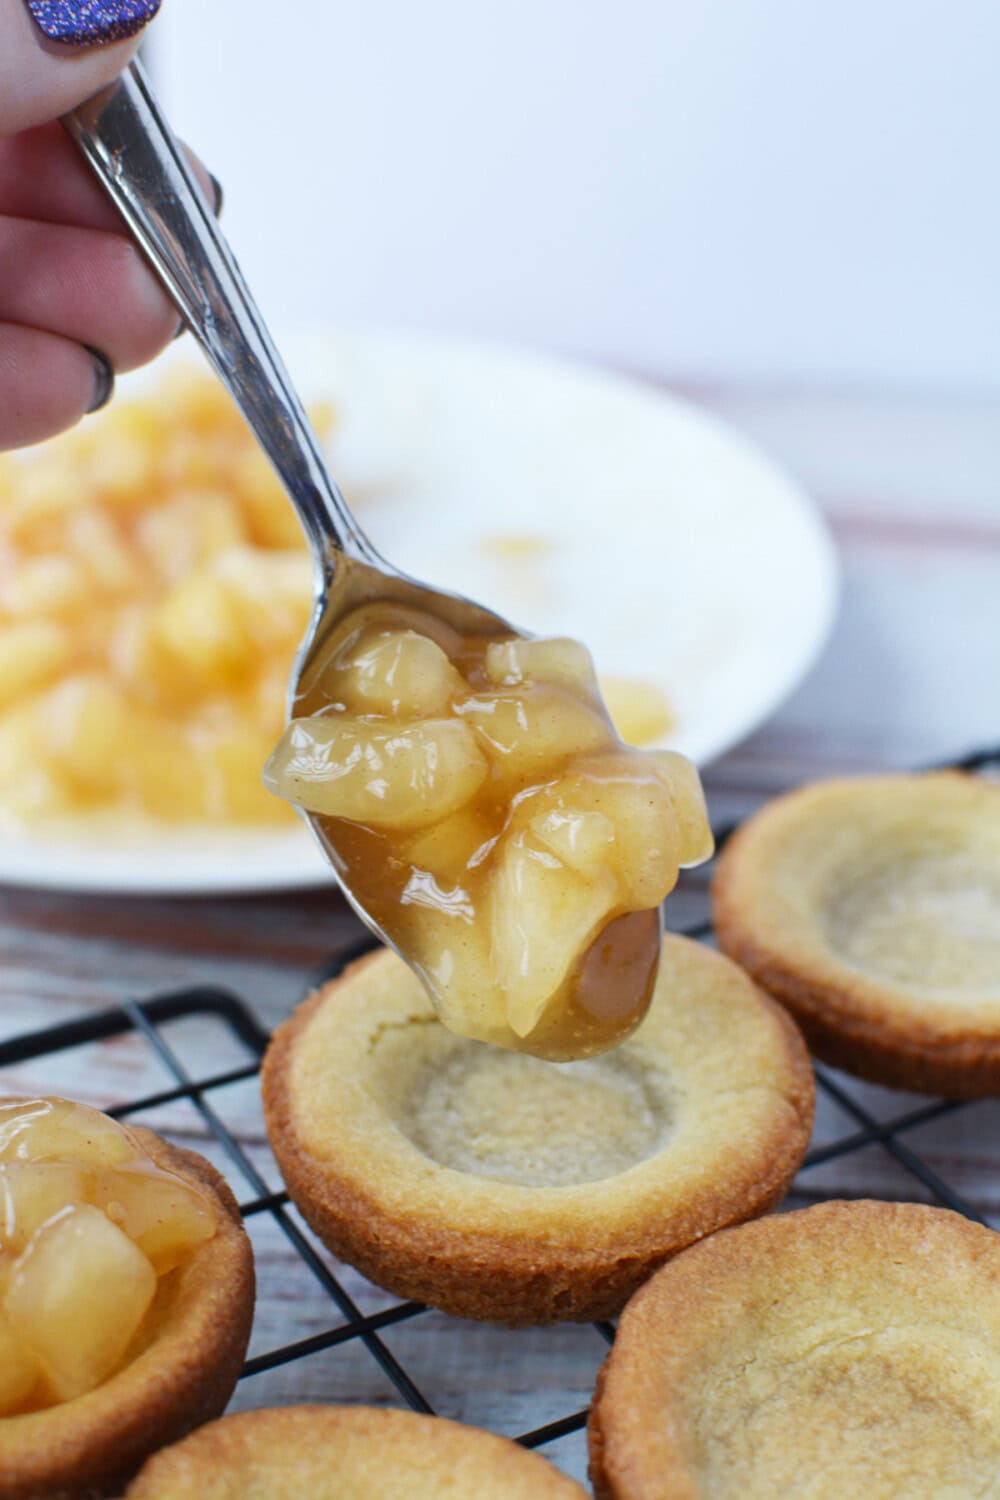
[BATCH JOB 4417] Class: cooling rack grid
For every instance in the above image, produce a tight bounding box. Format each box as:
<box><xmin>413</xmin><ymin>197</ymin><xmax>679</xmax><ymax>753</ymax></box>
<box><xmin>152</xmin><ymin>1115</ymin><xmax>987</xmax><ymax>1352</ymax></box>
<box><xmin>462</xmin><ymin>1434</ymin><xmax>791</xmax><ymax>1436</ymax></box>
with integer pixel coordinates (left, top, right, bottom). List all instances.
<box><xmin>3</xmin><ymin>741</ymin><xmax>998</xmax><ymax>1484</ymax></box>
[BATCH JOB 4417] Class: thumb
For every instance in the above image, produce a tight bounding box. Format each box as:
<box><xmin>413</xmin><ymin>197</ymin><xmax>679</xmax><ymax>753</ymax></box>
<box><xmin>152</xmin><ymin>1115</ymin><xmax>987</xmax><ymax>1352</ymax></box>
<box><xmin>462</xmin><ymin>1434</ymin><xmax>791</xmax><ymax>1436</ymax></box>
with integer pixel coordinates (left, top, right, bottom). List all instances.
<box><xmin>0</xmin><ymin>0</ymin><xmax>160</xmax><ymax>136</ymax></box>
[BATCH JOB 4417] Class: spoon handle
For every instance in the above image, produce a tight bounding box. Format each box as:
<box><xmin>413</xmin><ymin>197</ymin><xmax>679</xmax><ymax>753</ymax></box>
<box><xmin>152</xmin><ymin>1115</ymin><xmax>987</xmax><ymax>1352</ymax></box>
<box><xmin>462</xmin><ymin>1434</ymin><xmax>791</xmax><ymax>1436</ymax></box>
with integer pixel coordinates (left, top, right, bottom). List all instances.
<box><xmin>63</xmin><ymin>61</ymin><xmax>376</xmax><ymax>576</ymax></box>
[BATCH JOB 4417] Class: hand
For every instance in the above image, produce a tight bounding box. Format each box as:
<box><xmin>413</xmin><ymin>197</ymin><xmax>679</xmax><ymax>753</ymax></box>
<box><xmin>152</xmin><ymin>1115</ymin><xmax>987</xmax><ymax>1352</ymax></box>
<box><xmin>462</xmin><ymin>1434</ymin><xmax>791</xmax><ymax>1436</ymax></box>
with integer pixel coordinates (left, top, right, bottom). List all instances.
<box><xmin>0</xmin><ymin>0</ymin><xmax>217</xmax><ymax>449</ymax></box>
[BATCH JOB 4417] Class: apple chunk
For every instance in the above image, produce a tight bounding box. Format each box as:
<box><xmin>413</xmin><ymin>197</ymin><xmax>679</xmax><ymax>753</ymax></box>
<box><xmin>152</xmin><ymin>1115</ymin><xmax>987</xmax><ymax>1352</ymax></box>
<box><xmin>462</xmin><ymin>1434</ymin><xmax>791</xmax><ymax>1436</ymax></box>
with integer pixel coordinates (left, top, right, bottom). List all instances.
<box><xmin>521</xmin><ymin>756</ymin><xmax>683</xmax><ymax>910</ymax></box>
<box><xmin>648</xmin><ymin>749</ymin><xmax>715</xmax><ymax>866</ymax></box>
<box><xmin>325</xmin><ymin>627</ymin><xmax>467</xmax><ymax>717</ymax></box>
<box><xmin>490</xmin><ymin>829</ymin><xmax>617</xmax><ymax>1037</ymax></box>
<box><xmin>5</xmin><ymin>1204</ymin><xmax>157</xmax><ymax>1401</ymax></box>
<box><xmin>455</xmin><ymin>683</ymin><xmax>611</xmax><ymax>788</ymax></box>
<box><xmin>484</xmin><ymin>636</ymin><xmax>599</xmax><ymax>698</ymax></box>
<box><xmin>558</xmin><ymin>756</ymin><xmax>684</xmax><ymax>908</ymax></box>
<box><xmin>403</xmin><ymin>805</ymin><xmax>498</xmax><ymax>879</ymax></box>
<box><xmin>0</xmin><ymin>1098</ymin><xmax>137</xmax><ymax>1169</ymax></box>
<box><xmin>264</xmin><ymin>715</ymin><xmax>489</xmax><ymax>830</ymax></box>
<box><xmin>528</xmin><ymin>806</ymin><xmax>616</xmax><ymax>878</ymax></box>
<box><xmin>405</xmin><ymin>911</ymin><xmax>508</xmax><ymax>1046</ymax></box>
<box><xmin>96</xmin><ymin>1166</ymin><xmax>217</xmax><ymax>1274</ymax></box>
<box><xmin>0</xmin><ymin>1161</ymin><xmax>90</xmax><ymax>1254</ymax></box>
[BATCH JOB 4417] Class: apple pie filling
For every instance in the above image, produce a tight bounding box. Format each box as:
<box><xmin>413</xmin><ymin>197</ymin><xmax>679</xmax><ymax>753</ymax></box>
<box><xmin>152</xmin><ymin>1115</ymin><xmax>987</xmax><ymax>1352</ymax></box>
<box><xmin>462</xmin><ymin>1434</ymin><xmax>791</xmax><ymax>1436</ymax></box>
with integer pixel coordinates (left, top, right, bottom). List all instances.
<box><xmin>265</xmin><ymin>604</ymin><xmax>712</xmax><ymax>1059</ymax></box>
<box><xmin>0</xmin><ymin>1098</ymin><xmax>218</xmax><ymax>1415</ymax></box>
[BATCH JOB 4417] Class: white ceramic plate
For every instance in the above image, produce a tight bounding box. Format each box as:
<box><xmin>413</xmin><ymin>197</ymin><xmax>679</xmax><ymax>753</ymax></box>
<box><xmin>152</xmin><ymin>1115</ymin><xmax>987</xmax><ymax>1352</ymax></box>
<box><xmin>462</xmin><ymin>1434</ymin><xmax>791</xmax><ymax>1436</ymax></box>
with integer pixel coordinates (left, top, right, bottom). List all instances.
<box><xmin>0</xmin><ymin>330</ymin><xmax>837</xmax><ymax>894</ymax></box>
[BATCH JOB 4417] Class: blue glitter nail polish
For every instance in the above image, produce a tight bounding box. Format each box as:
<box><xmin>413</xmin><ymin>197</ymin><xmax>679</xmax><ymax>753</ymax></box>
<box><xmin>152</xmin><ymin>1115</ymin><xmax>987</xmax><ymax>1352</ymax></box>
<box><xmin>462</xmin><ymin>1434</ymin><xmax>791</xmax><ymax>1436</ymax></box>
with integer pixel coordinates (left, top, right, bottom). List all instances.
<box><xmin>24</xmin><ymin>0</ymin><xmax>161</xmax><ymax>46</ymax></box>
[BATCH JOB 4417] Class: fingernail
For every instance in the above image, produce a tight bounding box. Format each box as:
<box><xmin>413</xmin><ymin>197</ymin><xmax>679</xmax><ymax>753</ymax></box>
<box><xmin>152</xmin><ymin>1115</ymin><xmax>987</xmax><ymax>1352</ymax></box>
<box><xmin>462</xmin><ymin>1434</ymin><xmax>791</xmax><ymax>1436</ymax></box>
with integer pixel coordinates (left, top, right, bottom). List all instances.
<box><xmin>209</xmin><ymin>173</ymin><xmax>224</xmax><ymax>216</ymax></box>
<box><xmin>84</xmin><ymin>346</ymin><xmax>114</xmax><ymax>415</ymax></box>
<box><xmin>23</xmin><ymin>0</ymin><xmax>161</xmax><ymax>46</ymax></box>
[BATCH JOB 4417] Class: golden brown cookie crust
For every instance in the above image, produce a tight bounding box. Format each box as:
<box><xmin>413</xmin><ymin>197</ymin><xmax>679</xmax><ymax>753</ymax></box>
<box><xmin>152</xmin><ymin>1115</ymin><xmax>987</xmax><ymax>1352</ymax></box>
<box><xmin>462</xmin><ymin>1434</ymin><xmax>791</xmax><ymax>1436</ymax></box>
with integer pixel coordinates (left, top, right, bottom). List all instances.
<box><xmin>262</xmin><ymin>937</ymin><xmax>813</xmax><ymax>1324</ymax></box>
<box><xmin>713</xmin><ymin>773</ymin><xmax>1000</xmax><ymax>1096</ymax></box>
<box><xmin>123</xmin><ymin>1403</ymin><xmax>587</xmax><ymax>1498</ymax></box>
<box><xmin>589</xmin><ymin>1199</ymin><xmax>1000</xmax><ymax>1500</ymax></box>
<box><xmin>0</xmin><ymin>1128</ymin><xmax>255</xmax><ymax>1500</ymax></box>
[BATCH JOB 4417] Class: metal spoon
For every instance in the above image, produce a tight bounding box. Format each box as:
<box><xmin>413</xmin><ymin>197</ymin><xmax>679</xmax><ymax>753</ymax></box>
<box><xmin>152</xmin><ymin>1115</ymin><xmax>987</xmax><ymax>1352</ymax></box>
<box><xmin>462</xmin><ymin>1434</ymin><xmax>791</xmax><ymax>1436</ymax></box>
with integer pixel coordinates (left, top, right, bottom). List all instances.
<box><xmin>63</xmin><ymin>63</ymin><xmax>514</xmax><ymax>938</ymax></box>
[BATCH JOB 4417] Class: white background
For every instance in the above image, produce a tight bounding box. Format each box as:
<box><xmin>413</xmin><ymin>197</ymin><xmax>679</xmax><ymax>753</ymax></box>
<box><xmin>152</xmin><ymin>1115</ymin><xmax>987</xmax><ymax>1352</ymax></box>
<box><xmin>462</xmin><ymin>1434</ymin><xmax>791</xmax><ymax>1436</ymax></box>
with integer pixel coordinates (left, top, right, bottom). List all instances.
<box><xmin>152</xmin><ymin>0</ymin><xmax>999</xmax><ymax>394</ymax></box>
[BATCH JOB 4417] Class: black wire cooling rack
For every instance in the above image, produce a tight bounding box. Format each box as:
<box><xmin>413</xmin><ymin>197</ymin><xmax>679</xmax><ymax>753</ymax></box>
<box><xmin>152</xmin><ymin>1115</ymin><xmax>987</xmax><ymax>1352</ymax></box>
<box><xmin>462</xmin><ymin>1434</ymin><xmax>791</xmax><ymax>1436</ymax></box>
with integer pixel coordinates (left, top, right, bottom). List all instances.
<box><xmin>2</xmin><ymin>742</ymin><xmax>999</xmax><ymax>1483</ymax></box>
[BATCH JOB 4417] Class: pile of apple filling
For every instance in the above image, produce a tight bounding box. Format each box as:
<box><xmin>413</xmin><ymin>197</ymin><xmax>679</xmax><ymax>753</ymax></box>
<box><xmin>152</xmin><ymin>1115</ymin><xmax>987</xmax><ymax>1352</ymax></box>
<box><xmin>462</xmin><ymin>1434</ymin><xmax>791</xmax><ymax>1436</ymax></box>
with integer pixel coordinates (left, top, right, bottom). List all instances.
<box><xmin>0</xmin><ymin>1099</ymin><xmax>218</xmax><ymax>1414</ymax></box>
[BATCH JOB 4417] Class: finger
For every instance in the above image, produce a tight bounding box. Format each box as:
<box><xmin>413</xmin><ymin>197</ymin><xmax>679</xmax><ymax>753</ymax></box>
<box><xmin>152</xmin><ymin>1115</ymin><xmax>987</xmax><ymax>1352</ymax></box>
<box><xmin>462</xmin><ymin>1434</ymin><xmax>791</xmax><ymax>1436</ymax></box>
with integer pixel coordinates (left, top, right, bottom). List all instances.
<box><xmin>0</xmin><ymin>215</ymin><xmax>178</xmax><ymax>372</ymax></box>
<box><xmin>0</xmin><ymin>0</ymin><xmax>156</xmax><ymax>137</ymax></box>
<box><xmin>0</xmin><ymin>122</ymin><xmax>220</xmax><ymax>233</ymax></box>
<box><xmin>0</xmin><ymin>321</ymin><xmax>109</xmax><ymax>449</ymax></box>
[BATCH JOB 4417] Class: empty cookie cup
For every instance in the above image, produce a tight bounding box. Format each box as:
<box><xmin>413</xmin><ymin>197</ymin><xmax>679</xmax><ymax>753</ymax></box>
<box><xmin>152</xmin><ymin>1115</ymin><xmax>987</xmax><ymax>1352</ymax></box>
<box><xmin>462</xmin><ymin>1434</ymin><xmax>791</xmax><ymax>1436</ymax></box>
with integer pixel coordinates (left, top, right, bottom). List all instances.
<box><xmin>262</xmin><ymin>936</ymin><xmax>813</xmax><ymax>1324</ymax></box>
<box><xmin>122</xmin><ymin>1404</ymin><xmax>587</xmax><ymax>1498</ymax></box>
<box><xmin>0</xmin><ymin>1099</ymin><xmax>254</xmax><ymax>1500</ymax></box>
<box><xmin>589</xmin><ymin>1199</ymin><xmax>1000</xmax><ymax>1500</ymax></box>
<box><xmin>713</xmin><ymin>772</ymin><xmax>1000</xmax><ymax>1095</ymax></box>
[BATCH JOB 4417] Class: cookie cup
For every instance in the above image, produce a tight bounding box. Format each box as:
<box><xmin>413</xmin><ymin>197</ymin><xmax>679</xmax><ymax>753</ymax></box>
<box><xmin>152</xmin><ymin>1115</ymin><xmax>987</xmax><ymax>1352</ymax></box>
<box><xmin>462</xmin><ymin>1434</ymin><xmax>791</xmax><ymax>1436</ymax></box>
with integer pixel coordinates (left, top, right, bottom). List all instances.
<box><xmin>714</xmin><ymin>772</ymin><xmax>1000</xmax><ymax>1094</ymax></box>
<box><xmin>123</xmin><ymin>1404</ymin><xmax>585</xmax><ymax>1498</ymax></box>
<box><xmin>263</xmin><ymin>936</ymin><xmax>813</xmax><ymax>1324</ymax></box>
<box><xmin>0</xmin><ymin>1130</ymin><xmax>254</xmax><ymax>1500</ymax></box>
<box><xmin>589</xmin><ymin>1199</ymin><xmax>1000</xmax><ymax>1499</ymax></box>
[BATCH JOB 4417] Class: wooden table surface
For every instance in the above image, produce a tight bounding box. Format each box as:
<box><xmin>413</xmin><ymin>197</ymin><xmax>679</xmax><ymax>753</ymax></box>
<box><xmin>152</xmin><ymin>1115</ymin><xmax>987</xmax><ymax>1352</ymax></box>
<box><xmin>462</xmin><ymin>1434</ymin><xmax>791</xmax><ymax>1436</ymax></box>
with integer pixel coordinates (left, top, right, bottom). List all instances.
<box><xmin>2</xmin><ymin>384</ymin><xmax>999</xmax><ymax>1486</ymax></box>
